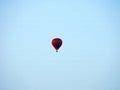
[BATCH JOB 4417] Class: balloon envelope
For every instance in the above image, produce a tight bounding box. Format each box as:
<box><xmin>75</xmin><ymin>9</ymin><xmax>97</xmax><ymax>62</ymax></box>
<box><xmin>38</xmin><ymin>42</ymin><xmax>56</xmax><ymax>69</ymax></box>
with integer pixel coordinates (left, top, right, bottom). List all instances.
<box><xmin>52</xmin><ymin>38</ymin><xmax>62</xmax><ymax>52</ymax></box>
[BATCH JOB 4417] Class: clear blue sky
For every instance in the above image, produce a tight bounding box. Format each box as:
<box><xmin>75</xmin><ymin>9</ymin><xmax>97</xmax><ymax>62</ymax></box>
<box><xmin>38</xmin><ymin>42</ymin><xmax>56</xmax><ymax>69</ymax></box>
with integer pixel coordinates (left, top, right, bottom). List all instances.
<box><xmin>0</xmin><ymin>0</ymin><xmax>120</xmax><ymax>90</ymax></box>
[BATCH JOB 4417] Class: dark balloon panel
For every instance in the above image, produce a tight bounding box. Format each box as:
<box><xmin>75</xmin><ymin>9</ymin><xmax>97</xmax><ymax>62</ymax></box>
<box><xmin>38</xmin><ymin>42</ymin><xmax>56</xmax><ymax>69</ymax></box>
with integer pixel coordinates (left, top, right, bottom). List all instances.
<box><xmin>52</xmin><ymin>38</ymin><xmax>62</xmax><ymax>52</ymax></box>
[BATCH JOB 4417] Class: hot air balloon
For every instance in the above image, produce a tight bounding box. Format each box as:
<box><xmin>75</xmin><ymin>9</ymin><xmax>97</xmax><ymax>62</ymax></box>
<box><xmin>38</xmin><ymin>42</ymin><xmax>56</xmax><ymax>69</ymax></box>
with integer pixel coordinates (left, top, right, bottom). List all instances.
<box><xmin>52</xmin><ymin>38</ymin><xmax>62</xmax><ymax>52</ymax></box>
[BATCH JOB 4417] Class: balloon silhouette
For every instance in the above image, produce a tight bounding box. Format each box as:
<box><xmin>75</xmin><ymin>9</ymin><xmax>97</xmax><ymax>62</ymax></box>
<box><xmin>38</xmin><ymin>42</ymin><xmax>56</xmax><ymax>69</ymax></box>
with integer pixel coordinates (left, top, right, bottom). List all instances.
<box><xmin>52</xmin><ymin>38</ymin><xmax>62</xmax><ymax>52</ymax></box>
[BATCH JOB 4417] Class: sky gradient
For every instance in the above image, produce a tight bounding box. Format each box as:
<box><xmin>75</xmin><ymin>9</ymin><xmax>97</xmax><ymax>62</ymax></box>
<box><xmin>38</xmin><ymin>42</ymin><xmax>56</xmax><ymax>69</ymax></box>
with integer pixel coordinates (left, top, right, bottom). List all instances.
<box><xmin>0</xmin><ymin>0</ymin><xmax>120</xmax><ymax>90</ymax></box>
